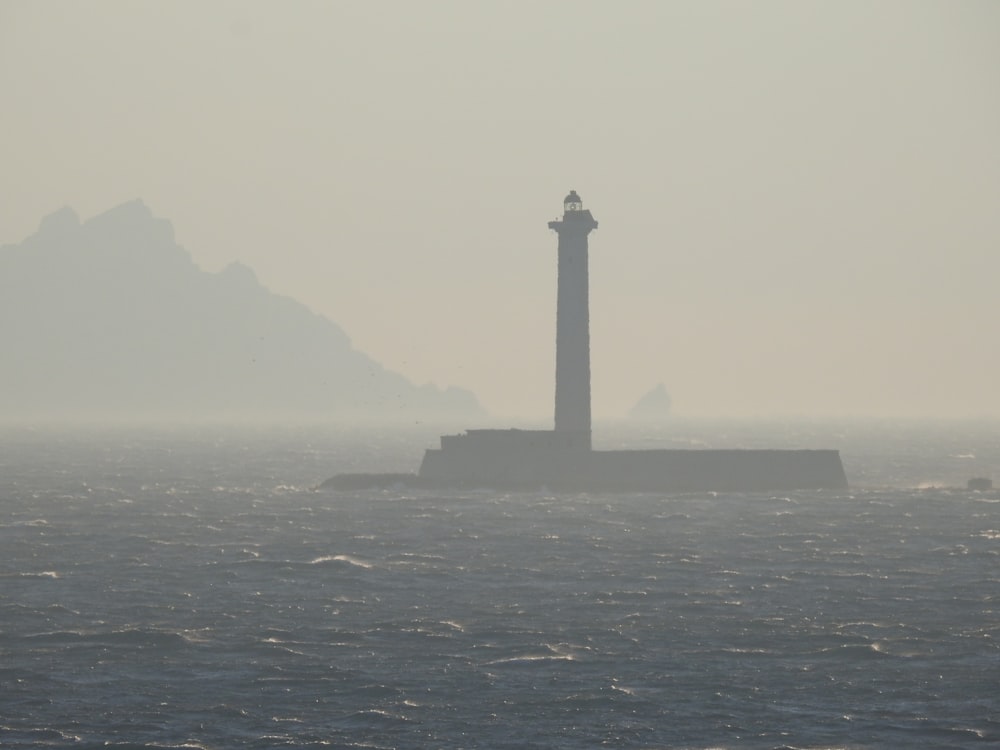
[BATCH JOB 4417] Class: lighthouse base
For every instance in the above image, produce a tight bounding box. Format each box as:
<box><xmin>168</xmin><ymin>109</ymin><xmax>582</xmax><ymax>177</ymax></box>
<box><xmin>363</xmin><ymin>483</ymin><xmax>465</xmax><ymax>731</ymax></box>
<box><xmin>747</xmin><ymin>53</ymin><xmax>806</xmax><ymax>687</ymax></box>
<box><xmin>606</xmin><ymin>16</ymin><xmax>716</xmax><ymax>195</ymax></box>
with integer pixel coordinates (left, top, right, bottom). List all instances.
<box><xmin>323</xmin><ymin>429</ymin><xmax>848</xmax><ymax>493</ymax></box>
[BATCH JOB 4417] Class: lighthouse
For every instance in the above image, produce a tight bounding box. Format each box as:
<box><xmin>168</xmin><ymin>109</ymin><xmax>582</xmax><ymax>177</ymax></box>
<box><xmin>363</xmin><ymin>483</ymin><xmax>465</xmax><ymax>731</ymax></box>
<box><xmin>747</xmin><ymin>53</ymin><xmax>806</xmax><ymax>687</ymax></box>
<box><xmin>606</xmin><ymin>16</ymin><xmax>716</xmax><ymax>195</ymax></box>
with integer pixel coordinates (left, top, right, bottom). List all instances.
<box><xmin>548</xmin><ymin>190</ymin><xmax>598</xmax><ymax>451</ymax></box>
<box><xmin>331</xmin><ymin>189</ymin><xmax>848</xmax><ymax>494</ymax></box>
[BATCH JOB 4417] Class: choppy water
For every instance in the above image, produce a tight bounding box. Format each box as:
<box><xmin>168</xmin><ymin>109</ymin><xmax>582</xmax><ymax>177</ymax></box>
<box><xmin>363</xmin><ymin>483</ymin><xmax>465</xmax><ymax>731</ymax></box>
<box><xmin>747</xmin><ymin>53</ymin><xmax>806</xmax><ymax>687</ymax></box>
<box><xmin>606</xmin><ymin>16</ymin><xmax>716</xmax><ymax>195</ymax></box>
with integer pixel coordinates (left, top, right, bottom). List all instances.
<box><xmin>2</xmin><ymin>422</ymin><xmax>999</xmax><ymax>749</ymax></box>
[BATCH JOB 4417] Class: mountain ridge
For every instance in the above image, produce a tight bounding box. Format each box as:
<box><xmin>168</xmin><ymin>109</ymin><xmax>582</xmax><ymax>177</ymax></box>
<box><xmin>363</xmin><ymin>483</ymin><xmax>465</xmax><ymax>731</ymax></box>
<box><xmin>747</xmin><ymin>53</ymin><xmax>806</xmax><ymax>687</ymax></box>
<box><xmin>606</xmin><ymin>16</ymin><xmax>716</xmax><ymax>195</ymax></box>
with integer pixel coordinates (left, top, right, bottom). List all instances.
<box><xmin>0</xmin><ymin>201</ymin><xmax>484</xmax><ymax>422</ymax></box>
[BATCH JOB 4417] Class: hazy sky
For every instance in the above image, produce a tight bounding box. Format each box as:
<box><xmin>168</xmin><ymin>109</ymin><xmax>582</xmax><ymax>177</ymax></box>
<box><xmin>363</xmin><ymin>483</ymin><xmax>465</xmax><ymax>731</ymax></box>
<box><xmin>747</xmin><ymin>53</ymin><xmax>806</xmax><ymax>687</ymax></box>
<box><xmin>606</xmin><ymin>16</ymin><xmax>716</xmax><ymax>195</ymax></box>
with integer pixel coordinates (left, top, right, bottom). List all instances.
<box><xmin>3</xmin><ymin>1</ymin><xmax>999</xmax><ymax>419</ymax></box>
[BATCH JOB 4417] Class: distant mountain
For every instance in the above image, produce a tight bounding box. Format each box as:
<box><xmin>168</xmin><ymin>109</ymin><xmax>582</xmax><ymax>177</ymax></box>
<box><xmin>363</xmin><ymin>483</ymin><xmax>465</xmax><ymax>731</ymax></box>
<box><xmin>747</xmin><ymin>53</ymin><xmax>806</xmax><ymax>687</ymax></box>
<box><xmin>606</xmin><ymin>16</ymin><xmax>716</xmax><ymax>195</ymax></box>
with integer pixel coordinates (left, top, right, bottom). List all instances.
<box><xmin>627</xmin><ymin>383</ymin><xmax>672</xmax><ymax>421</ymax></box>
<box><xmin>0</xmin><ymin>201</ymin><xmax>484</xmax><ymax>422</ymax></box>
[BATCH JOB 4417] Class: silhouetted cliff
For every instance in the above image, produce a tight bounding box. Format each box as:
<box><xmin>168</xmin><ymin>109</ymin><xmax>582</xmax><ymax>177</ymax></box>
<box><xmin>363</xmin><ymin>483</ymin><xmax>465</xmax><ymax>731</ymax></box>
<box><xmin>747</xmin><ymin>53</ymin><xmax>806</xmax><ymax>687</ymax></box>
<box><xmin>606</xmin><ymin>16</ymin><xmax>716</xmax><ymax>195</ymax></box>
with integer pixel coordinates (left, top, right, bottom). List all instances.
<box><xmin>0</xmin><ymin>201</ymin><xmax>484</xmax><ymax>422</ymax></box>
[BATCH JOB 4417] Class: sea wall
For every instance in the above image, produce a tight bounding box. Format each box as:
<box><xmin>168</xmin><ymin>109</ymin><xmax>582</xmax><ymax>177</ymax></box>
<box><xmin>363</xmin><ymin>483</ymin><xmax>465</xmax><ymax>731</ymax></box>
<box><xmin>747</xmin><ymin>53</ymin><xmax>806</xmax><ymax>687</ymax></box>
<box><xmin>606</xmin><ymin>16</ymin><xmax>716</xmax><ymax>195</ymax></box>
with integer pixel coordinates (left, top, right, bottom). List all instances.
<box><xmin>585</xmin><ymin>449</ymin><xmax>847</xmax><ymax>493</ymax></box>
<box><xmin>418</xmin><ymin>430</ymin><xmax>848</xmax><ymax>492</ymax></box>
<box><xmin>420</xmin><ymin>429</ymin><xmax>587</xmax><ymax>488</ymax></box>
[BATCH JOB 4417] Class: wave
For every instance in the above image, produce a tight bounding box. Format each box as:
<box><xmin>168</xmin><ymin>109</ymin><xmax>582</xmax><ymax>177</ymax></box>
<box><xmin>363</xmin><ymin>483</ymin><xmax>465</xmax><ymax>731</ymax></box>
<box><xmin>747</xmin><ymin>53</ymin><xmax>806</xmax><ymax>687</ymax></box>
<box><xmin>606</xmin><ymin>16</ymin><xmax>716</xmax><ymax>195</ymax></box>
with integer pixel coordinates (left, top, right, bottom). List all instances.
<box><xmin>0</xmin><ymin>727</ymin><xmax>82</xmax><ymax>744</ymax></box>
<box><xmin>309</xmin><ymin>554</ymin><xmax>374</xmax><ymax>568</ymax></box>
<box><xmin>74</xmin><ymin>744</ymin><xmax>210</xmax><ymax>750</ymax></box>
<box><xmin>1</xmin><ymin>518</ymin><xmax>49</xmax><ymax>527</ymax></box>
<box><xmin>20</xmin><ymin>628</ymin><xmax>193</xmax><ymax>650</ymax></box>
<box><xmin>485</xmin><ymin>653</ymin><xmax>579</xmax><ymax>666</ymax></box>
<box><xmin>0</xmin><ymin>570</ymin><xmax>61</xmax><ymax>579</ymax></box>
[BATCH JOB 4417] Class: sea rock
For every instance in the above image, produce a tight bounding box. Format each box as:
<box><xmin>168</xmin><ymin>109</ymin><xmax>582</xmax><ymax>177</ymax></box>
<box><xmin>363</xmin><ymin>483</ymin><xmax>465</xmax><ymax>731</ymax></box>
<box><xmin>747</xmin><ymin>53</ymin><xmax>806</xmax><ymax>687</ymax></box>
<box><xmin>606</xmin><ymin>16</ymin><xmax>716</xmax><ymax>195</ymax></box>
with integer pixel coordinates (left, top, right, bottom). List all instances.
<box><xmin>627</xmin><ymin>383</ymin><xmax>673</xmax><ymax>421</ymax></box>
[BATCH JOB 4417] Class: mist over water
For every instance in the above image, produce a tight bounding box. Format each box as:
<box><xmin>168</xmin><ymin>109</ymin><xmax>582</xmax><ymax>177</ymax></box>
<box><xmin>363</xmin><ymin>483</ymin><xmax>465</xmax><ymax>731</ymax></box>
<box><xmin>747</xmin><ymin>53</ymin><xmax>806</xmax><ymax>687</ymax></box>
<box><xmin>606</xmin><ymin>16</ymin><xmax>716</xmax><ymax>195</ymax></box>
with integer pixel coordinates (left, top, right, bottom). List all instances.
<box><xmin>2</xmin><ymin>421</ymin><xmax>998</xmax><ymax>749</ymax></box>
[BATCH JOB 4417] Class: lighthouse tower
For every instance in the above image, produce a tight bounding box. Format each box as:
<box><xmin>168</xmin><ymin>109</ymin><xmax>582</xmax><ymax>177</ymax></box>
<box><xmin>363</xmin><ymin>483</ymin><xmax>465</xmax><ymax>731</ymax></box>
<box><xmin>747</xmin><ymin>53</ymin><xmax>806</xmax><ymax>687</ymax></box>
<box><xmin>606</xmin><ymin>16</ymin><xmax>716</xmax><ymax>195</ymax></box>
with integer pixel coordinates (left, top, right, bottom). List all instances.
<box><xmin>548</xmin><ymin>190</ymin><xmax>598</xmax><ymax>451</ymax></box>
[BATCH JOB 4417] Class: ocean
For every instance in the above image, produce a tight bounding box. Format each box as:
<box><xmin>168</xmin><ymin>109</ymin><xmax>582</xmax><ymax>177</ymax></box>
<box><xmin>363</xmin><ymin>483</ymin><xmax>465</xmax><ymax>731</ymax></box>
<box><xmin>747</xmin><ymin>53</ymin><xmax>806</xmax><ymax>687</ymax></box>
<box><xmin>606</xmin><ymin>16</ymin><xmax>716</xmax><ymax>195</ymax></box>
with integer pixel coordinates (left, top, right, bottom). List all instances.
<box><xmin>2</xmin><ymin>420</ymin><xmax>998</xmax><ymax>749</ymax></box>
